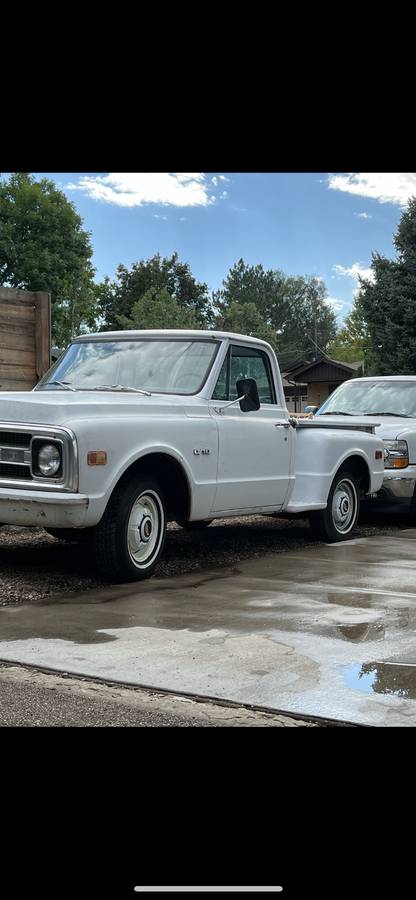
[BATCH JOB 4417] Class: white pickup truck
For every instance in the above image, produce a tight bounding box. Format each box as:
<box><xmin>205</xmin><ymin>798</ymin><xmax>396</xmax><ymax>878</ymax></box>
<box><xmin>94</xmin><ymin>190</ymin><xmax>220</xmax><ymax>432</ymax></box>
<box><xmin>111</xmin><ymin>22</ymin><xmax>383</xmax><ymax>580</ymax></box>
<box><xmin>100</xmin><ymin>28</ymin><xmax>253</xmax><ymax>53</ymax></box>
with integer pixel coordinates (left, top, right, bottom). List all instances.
<box><xmin>0</xmin><ymin>330</ymin><xmax>384</xmax><ymax>582</ymax></box>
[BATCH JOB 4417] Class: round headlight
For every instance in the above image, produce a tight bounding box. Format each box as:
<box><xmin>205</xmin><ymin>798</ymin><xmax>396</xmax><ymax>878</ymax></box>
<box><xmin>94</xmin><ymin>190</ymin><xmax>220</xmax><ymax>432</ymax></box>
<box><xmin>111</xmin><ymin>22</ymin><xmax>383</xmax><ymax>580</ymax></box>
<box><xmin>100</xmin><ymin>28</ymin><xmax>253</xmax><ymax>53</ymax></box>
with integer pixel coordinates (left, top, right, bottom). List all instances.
<box><xmin>38</xmin><ymin>443</ymin><xmax>61</xmax><ymax>476</ymax></box>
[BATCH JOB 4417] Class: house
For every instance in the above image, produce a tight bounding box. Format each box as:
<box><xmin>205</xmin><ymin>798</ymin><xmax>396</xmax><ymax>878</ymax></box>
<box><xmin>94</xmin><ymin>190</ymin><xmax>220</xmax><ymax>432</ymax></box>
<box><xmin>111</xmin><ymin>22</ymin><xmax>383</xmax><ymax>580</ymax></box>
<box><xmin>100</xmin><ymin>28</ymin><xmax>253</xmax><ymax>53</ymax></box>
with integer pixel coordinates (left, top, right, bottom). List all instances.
<box><xmin>280</xmin><ymin>356</ymin><xmax>312</xmax><ymax>412</ymax></box>
<box><xmin>281</xmin><ymin>355</ymin><xmax>363</xmax><ymax>412</ymax></box>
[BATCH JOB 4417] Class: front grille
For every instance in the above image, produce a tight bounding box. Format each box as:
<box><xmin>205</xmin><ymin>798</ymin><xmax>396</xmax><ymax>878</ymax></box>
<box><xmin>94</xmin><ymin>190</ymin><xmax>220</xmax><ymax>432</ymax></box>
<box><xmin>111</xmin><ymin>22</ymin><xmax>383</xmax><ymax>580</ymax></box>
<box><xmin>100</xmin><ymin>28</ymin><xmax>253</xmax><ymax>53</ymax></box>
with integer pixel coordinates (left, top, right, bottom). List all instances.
<box><xmin>0</xmin><ymin>430</ymin><xmax>31</xmax><ymax>448</ymax></box>
<box><xmin>0</xmin><ymin>423</ymin><xmax>74</xmax><ymax>491</ymax></box>
<box><xmin>0</xmin><ymin>429</ymin><xmax>34</xmax><ymax>482</ymax></box>
<box><xmin>0</xmin><ymin>463</ymin><xmax>32</xmax><ymax>480</ymax></box>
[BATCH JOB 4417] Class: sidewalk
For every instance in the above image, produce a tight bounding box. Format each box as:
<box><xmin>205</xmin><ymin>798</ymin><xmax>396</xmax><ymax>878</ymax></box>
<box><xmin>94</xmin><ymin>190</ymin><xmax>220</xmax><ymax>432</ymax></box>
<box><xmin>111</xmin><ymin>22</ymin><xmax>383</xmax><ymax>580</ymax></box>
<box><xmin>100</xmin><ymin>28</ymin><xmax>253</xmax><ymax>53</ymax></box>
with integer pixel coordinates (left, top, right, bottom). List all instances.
<box><xmin>0</xmin><ymin>664</ymin><xmax>320</xmax><ymax>727</ymax></box>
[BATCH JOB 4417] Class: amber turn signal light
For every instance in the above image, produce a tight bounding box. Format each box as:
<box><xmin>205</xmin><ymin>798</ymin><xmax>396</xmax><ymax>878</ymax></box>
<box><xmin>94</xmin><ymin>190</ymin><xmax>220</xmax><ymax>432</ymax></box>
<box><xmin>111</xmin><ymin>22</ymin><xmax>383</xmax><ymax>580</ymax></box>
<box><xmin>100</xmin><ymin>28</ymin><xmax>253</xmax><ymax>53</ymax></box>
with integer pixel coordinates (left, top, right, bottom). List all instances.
<box><xmin>87</xmin><ymin>450</ymin><xmax>108</xmax><ymax>466</ymax></box>
<box><xmin>375</xmin><ymin>450</ymin><xmax>383</xmax><ymax>460</ymax></box>
<box><xmin>390</xmin><ymin>457</ymin><xmax>409</xmax><ymax>468</ymax></box>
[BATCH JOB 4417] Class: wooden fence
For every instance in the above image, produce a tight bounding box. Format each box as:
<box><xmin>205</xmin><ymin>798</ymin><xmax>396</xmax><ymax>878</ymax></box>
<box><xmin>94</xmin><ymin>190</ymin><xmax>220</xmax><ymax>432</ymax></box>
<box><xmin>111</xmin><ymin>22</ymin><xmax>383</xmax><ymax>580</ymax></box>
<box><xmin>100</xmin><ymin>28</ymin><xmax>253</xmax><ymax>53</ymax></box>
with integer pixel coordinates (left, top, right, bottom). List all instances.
<box><xmin>0</xmin><ymin>287</ymin><xmax>51</xmax><ymax>391</ymax></box>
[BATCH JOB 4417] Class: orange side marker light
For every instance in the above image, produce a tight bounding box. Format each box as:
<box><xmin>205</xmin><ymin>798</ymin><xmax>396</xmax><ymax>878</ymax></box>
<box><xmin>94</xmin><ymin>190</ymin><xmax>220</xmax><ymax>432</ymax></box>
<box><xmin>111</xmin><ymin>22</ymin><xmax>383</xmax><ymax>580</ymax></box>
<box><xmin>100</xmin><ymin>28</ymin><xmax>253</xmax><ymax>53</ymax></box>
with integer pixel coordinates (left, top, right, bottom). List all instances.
<box><xmin>87</xmin><ymin>451</ymin><xmax>108</xmax><ymax>466</ymax></box>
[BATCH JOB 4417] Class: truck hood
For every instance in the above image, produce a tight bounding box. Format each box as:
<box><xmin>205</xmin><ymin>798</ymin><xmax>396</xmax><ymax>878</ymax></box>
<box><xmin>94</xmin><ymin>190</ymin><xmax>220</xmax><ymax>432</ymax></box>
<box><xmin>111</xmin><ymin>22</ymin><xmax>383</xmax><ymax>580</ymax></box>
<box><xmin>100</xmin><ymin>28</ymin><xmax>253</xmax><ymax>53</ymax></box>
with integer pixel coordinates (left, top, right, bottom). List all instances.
<box><xmin>368</xmin><ymin>418</ymin><xmax>416</xmax><ymax>440</ymax></box>
<box><xmin>0</xmin><ymin>390</ymin><xmax>189</xmax><ymax>426</ymax></box>
<box><xmin>315</xmin><ymin>414</ymin><xmax>416</xmax><ymax>464</ymax></box>
<box><xmin>316</xmin><ymin>414</ymin><xmax>416</xmax><ymax>441</ymax></box>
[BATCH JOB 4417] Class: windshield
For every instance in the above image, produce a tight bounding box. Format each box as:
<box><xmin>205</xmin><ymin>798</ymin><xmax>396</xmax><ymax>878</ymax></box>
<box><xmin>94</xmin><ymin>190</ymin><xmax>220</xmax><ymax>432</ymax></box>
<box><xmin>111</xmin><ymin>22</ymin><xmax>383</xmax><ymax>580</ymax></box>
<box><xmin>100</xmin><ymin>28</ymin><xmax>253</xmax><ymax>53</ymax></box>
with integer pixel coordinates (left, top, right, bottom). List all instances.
<box><xmin>36</xmin><ymin>339</ymin><xmax>219</xmax><ymax>394</ymax></box>
<box><xmin>317</xmin><ymin>380</ymin><xmax>416</xmax><ymax>418</ymax></box>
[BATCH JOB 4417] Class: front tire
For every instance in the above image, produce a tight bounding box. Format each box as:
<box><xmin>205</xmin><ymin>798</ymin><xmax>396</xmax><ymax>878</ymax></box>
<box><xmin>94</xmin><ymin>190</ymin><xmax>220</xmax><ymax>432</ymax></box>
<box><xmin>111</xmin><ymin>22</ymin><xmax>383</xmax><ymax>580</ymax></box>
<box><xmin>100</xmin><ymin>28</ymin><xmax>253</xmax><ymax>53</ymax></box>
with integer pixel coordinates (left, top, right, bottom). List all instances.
<box><xmin>93</xmin><ymin>475</ymin><xmax>166</xmax><ymax>582</ymax></box>
<box><xmin>309</xmin><ymin>469</ymin><xmax>360</xmax><ymax>542</ymax></box>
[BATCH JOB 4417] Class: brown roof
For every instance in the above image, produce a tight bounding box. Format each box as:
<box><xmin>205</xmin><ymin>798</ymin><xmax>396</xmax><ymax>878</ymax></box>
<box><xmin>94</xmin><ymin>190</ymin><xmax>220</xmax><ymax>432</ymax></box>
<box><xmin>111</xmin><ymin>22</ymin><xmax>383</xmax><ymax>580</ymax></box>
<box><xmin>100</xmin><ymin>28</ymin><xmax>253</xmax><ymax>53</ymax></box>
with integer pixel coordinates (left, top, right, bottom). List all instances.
<box><xmin>281</xmin><ymin>357</ymin><xmax>311</xmax><ymax>376</ymax></box>
<box><xmin>329</xmin><ymin>358</ymin><xmax>363</xmax><ymax>371</ymax></box>
<box><xmin>290</xmin><ymin>355</ymin><xmax>363</xmax><ymax>381</ymax></box>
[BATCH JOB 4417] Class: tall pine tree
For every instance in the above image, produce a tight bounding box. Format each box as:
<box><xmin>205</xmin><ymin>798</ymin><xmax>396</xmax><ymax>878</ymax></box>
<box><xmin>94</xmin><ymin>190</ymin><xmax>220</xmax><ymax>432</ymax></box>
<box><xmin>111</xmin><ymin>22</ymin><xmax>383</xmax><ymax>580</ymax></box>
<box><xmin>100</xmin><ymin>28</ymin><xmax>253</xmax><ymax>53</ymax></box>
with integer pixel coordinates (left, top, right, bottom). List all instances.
<box><xmin>358</xmin><ymin>197</ymin><xmax>416</xmax><ymax>374</ymax></box>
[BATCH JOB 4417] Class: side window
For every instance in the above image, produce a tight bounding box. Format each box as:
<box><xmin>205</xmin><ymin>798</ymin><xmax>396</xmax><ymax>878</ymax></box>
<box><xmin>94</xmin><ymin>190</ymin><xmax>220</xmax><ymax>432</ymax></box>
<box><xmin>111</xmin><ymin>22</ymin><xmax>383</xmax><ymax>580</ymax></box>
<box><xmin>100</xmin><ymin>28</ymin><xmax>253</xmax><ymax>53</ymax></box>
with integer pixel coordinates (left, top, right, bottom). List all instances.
<box><xmin>212</xmin><ymin>353</ymin><xmax>229</xmax><ymax>400</ymax></box>
<box><xmin>230</xmin><ymin>346</ymin><xmax>275</xmax><ymax>404</ymax></box>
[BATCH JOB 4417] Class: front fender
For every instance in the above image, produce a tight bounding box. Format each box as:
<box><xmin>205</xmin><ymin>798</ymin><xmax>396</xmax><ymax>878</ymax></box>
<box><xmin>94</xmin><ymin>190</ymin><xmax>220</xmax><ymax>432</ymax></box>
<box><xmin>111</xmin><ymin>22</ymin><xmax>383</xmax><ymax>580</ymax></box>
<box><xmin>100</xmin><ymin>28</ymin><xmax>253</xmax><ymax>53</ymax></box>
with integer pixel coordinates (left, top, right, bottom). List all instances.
<box><xmin>71</xmin><ymin>413</ymin><xmax>218</xmax><ymax>526</ymax></box>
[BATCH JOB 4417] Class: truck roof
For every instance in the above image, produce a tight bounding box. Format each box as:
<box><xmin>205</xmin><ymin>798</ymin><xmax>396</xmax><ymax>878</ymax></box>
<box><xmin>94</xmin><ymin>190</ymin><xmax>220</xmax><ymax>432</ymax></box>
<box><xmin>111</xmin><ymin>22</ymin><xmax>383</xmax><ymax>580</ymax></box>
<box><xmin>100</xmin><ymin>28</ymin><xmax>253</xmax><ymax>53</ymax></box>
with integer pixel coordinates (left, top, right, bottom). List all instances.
<box><xmin>75</xmin><ymin>329</ymin><xmax>273</xmax><ymax>348</ymax></box>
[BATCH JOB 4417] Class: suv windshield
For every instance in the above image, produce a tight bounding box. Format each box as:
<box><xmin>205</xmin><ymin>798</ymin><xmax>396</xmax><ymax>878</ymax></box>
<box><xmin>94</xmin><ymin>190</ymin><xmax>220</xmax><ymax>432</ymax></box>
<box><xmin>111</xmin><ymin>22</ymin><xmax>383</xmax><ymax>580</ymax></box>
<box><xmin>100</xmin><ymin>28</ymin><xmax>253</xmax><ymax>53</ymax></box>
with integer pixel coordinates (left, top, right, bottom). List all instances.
<box><xmin>36</xmin><ymin>339</ymin><xmax>218</xmax><ymax>395</ymax></box>
<box><xmin>317</xmin><ymin>380</ymin><xmax>416</xmax><ymax>418</ymax></box>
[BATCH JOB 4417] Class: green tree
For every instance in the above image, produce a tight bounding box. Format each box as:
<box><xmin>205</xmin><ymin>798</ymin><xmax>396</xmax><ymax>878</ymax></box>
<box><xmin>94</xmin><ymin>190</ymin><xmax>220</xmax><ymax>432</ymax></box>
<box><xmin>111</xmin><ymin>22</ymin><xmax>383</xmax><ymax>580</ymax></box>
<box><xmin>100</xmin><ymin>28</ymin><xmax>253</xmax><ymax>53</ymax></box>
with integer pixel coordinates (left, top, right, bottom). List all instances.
<box><xmin>277</xmin><ymin>274</ymin><xmax>337</xmax><ymax>366</ymax></box>
<box><xmin>0</xmin><ymin>172</ymin><xmax>98</xmax><ymax>347</ymax></box>
<box><xmin>212</xmin><ymin>258</ymin><xmax>288</xmax><ymax>325</ymax></box>
<box><xmin>212</xmin><ymin>300</ymin><xmax>279</xmax><ymax>348</ymax></box>
<box><xmin>327</xmin><ymin>296</ymin><xmax>369</xmax><ymax>364</ymax></box>
<box><xmin>212</xmin><ymin>259</ymin><xmax>337</xmax><ymax>365</ymax></box>
<box><xmin>356</xmin><ymin>197</ymin><xmax>416</xmax><ymax>374</ymax></box>
<box><xmin>117</xmin><ymin>286</ymin><xmax>199</xmax><ymax>330</ymax></box>
<box><xmin>98</xmin><ymin>252</ymin><xmax>211</xmax><ymax>330</ymax></box>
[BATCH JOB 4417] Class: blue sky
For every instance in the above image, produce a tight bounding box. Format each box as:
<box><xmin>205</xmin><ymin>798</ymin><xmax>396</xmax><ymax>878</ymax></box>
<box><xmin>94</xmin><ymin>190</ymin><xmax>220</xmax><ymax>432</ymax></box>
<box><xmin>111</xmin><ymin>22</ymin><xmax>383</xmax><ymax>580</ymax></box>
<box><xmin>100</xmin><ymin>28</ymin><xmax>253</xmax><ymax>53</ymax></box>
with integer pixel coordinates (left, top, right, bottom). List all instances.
<box><xmin>43</xmin><ymin>172</ymin><xmax>416</xmax><ymax>323</ymax></box>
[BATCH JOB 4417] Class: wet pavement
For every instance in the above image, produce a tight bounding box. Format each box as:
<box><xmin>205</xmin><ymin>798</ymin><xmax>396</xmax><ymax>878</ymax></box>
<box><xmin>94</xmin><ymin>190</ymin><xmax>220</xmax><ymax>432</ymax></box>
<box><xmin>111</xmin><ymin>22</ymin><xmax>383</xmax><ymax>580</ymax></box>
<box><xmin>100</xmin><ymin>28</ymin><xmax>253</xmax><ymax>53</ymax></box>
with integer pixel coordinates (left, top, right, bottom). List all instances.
<box><xmin>2</xmin><ymin>529</ymin><xmax>416</xmax><ymax>725</ymax></box>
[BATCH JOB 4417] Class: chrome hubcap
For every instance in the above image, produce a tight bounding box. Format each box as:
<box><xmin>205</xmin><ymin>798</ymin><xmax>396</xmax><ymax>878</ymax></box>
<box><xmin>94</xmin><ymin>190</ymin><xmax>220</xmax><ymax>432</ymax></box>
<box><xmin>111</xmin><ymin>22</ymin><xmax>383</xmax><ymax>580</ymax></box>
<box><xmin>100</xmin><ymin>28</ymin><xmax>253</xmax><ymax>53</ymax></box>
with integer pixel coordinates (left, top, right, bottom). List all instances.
<box><xmin>127</xmin><ymin>491</ymin><xmax>163</xmax><ymax>567</ymax></box>
<box><xmin>332</xmin><ymin>479</ymin><xmax>356</xmax><ymax>534</ymax></box>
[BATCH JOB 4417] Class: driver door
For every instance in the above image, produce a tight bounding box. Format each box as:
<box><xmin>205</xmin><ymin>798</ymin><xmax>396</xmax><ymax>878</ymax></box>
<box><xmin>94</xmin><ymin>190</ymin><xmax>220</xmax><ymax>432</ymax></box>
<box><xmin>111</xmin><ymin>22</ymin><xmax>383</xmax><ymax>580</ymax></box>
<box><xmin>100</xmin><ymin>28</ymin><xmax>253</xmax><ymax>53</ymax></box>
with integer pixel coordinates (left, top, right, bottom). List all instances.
<box><xmin>209</xmin><ymin>344</ymin><xmax>292</xmax><ymax>513</ymax></box>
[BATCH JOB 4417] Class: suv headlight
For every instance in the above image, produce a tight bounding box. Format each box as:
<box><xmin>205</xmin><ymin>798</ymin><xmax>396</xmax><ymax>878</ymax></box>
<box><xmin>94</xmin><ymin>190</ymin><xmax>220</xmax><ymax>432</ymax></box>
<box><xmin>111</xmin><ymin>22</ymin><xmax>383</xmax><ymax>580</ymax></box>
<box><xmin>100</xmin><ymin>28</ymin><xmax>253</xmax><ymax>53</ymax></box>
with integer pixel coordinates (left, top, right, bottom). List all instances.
<box><xmin>383</xmin><ymin>440</ymin><xmax>409</xmax><ymax>469</ymax></box>
<box><xmin>33</xmin><ymin>441</ymin><xmax>62</xmax><ymax>477</ymax></box>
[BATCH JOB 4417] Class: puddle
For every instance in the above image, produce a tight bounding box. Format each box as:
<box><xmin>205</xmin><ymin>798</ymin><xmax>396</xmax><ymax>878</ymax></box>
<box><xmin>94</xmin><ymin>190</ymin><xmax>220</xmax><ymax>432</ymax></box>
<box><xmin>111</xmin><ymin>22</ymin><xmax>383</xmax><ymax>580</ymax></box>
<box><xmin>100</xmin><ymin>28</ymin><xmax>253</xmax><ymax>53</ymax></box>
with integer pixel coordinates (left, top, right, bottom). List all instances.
<box><xmin>343</xmin><ymin>661</ymin><xmax>416</xmax><ymax>699</ymax></box>
<box><xmin>336</xmin><ymin>622</ymin><xmax>385</xmax><ymax>643</ymax></box>
<box><xmin>326</xmin><ymin>591</ymin><xmax>375</xmax><ymax>609</ymax></box>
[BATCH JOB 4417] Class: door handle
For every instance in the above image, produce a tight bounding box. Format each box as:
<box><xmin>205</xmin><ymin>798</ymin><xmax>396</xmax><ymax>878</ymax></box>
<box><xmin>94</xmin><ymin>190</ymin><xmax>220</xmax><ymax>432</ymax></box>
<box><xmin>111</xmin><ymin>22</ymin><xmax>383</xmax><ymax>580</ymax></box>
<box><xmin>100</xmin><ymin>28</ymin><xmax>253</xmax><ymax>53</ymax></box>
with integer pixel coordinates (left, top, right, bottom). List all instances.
<box><xmin>274</xmin><ymin>423</ymin><xmax>290</xmax><ymax>428</ymax></box>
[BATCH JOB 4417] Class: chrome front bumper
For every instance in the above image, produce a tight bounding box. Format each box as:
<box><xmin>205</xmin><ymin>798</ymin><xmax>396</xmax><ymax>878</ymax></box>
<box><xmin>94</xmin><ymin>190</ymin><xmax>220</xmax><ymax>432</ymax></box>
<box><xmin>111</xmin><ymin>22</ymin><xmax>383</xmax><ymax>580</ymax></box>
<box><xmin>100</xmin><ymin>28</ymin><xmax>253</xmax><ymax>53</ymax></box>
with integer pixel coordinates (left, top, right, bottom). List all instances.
<box><xmin>365</xmin><ymin>466</ymin><xmax>416</xmax><ymax>509</ymax></box>
<box><xmin>0</xmin><ymin>487</ymin><xmax>89</xmax><ymax>528</ymax></box>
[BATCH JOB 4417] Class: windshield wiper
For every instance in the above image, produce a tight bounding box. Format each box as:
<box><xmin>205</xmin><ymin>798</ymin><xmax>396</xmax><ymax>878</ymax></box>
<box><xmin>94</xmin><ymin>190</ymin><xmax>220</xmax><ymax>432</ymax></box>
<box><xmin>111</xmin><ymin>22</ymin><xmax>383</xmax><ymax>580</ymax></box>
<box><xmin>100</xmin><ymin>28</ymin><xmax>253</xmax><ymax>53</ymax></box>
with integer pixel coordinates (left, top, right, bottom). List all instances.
<box><xmin>320</xmin><ymin>411</ymin><xmax>354</xmax><ymax>416</ymax></box>
<box><xmin>46</xmin><ymin>381</ymin><xmax>76</xmax><ymax>392</ymax></box>
<box><xmin>363</xmin><ymin>411</ymin><xmax>411</xmax><ymax>417</ymax></box>
<box><xmin>87</xmin><ymin>384</ymin><xmax>152</xmax><ymax>396</ymax></box>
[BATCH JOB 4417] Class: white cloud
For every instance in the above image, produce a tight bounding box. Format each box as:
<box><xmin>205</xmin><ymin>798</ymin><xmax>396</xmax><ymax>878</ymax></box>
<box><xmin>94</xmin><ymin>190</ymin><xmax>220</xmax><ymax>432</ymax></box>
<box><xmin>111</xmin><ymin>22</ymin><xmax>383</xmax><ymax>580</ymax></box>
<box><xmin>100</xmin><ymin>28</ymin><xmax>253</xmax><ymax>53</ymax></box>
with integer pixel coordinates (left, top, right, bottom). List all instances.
<box><xmin>333</xmin><ymin>262</ymin><xmax>375</xmax><ymax>296</ymax></box>
<box><xmin>219</xmin><ymin>175</ymin><xmax>229</xmax><ymax>182</ymax></box>
<box><xmin>334</xmin><ymin>263</ymin><xmax>374</xmax><ymax>281</ymax></box>
<box><xmin>153</xmin><ymin>214</ymin><xmax>168</xmax><ymax>220</ymax></box>
<box><xmin>328</xmin><ymin>173</ymin><xmax>416</xmax><ymax>206</ymax></box>
<box><xmin>211</xmin><ymin>176</ymin><xmax>218</xmax><ymax>186</ymax></box>
<box><xmin>355</xmin><ymin>212</ymin><xmax>372</xmax><ymax>219</ymax></box>
<box><xmin>65</xmin><ymin>173</ymin><xmax>221</xmax><ymax>208</ymax></box>
<box><xmin>325</xmin><ymin>297</ymin><xmax>345</xmax><ymax>312</ymax></box>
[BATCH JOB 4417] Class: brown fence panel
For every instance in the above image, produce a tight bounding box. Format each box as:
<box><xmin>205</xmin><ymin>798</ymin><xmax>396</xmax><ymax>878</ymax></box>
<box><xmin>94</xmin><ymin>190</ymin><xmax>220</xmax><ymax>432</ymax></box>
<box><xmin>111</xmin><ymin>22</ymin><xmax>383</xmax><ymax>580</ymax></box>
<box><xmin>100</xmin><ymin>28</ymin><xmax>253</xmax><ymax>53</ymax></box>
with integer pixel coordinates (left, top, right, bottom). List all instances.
<box><xmin>0</xmin><ymin>287</ymin><xmax>51</xmax><ymax>390</ymax></box>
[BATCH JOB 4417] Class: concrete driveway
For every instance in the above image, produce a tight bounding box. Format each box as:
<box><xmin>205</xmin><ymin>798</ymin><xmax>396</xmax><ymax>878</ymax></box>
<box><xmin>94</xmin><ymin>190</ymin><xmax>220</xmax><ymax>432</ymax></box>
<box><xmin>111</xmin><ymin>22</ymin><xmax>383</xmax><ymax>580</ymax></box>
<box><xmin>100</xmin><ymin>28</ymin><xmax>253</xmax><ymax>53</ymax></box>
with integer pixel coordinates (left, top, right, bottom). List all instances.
<box><xmin>1</xmin><ymin>528</ymin><xmax>416</xmax><ymax>726</ymax></box>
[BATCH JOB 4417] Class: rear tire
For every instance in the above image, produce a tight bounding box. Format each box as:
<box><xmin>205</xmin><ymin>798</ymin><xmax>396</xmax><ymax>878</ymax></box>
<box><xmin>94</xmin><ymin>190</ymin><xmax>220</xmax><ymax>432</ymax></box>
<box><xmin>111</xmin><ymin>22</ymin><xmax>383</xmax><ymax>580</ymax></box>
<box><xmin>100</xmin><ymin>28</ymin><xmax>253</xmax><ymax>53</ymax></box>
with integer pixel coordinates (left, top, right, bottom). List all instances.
<box><xmin>92</xmin><ymin>475</ymin><xmax>166</xmax><ymax>582</ymax></box>
<box><xmin>309</xmin><ymin>468</ymin><xmax>360</xmax><ymax>543</ymax></box>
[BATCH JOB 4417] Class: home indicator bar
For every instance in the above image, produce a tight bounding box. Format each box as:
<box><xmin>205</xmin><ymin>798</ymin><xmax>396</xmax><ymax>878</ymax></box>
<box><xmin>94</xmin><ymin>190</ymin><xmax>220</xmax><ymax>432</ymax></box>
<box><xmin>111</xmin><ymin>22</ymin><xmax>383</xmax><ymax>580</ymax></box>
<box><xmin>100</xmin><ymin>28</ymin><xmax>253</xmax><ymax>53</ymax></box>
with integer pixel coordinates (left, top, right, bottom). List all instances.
<box><xmin>134</xmin><ymin>889</ymin><xmax>283</xmax><ymax>893</ymax></box>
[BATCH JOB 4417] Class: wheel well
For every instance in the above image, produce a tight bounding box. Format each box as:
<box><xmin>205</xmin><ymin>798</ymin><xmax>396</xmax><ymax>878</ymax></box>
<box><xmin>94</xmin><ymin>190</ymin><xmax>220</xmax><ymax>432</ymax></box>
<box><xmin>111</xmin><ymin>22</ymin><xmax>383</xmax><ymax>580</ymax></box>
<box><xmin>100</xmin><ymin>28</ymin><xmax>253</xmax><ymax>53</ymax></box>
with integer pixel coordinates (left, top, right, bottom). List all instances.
<box><xmin>338</xmin><ymin>455</ymin><xmax>370</xmax><ymax>495</ymax></box>
<box><xmin>114</xmin><ymin>453</ymin><xmax>191</xmax><ymax>523</ymax></box>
